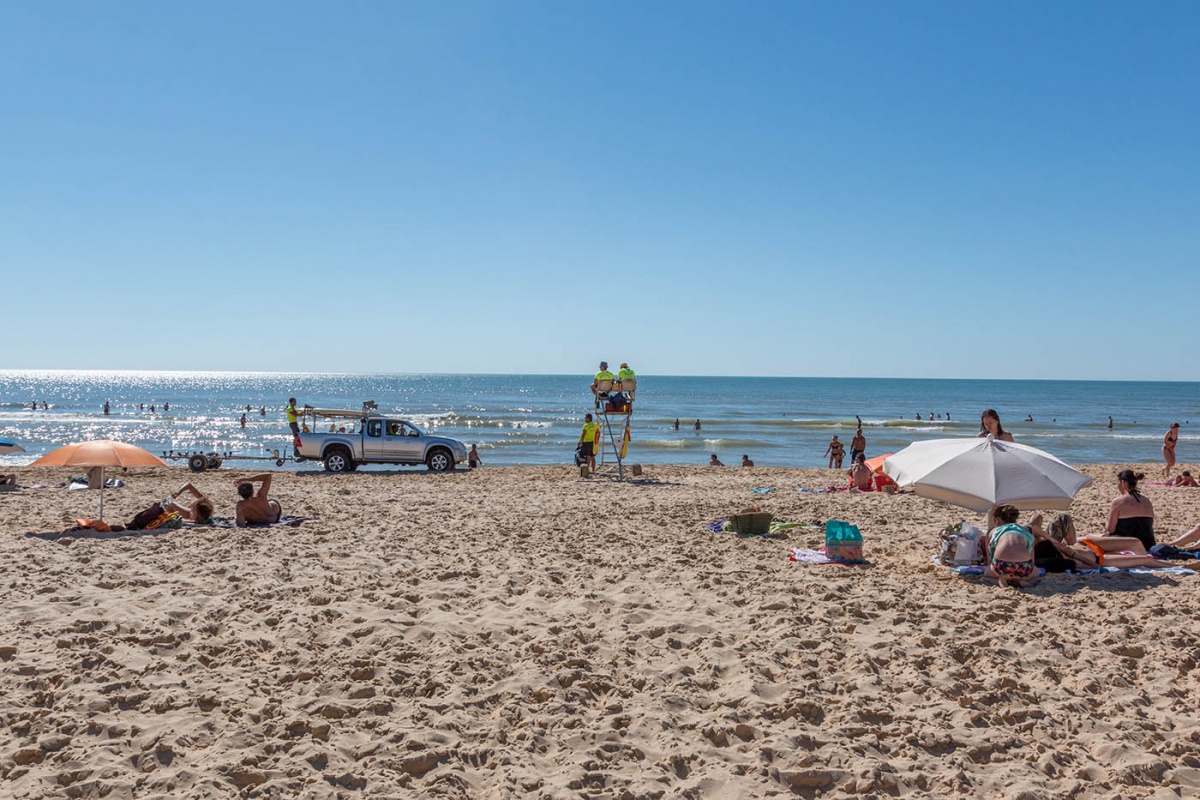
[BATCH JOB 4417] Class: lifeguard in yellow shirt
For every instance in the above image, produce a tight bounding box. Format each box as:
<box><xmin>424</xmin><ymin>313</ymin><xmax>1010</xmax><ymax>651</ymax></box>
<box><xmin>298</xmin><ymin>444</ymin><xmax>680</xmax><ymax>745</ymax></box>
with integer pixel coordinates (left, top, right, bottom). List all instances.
<box><xmin>591</xmin><ymin>361</ymin><xmax>614</xmax><ymax>402</ymax></box>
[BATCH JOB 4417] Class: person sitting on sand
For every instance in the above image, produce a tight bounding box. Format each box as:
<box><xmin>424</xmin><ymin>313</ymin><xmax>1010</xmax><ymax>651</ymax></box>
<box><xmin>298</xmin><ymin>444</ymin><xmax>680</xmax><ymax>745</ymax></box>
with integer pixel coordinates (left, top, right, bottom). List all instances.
<box><xmin>848</xmin><ymin>453</ymin><xmax>873</xmax><ymax>491</ymax></box>
<box><xmin>741</xmin><ymin>454</ymin><xmax>754</xmax><ymax>468</ymax></box>
<box><xmin>1099</xmin><ymin>469</ymin><xmax>1155</xmax><ymax>551</ymax></box>
<box><xmin>235</xmin><ymin>474</ymin><xmax>283</xmax><ymax>526</ymax></box>
<box><xmin>1174</xmin><ymin>470</ymin><xmax>1198</xmax><ymax>487</ymax></box>
<box><xmin>162</xmin><ymin>481</ymin><xmax>215</xmax><ymax>523</ymax></box>
<box><xmin>984</xmin><ymin>505</ymin><xmax>1039</xmax><ymax>588</ymax></box>
<box><xmin>709</xmin><ymin>454</ymin><xmax>724</xmax><ymax>467</ymax></box>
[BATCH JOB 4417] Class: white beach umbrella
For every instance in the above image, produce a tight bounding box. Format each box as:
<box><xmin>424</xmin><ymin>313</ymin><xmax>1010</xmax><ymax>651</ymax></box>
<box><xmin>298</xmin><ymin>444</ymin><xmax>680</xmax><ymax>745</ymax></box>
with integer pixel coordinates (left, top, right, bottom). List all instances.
<box><xmin>882</xmin><ymin>435</ymin><xmax>1093</xmax><ymax>513</ymax></box>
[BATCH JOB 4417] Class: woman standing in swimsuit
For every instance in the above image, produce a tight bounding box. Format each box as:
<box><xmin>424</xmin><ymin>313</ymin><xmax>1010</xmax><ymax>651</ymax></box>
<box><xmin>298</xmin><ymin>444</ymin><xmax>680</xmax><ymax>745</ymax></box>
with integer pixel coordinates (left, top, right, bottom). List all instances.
<box><xmin>1162</xmin><ymin>423</ymin><xmax>1180</xmax><ymax>479</ymax></box>
<box><xmin>978</xmin><ymin>409</ymin><xmax>1014</xmax><ymax>442</ymax></box>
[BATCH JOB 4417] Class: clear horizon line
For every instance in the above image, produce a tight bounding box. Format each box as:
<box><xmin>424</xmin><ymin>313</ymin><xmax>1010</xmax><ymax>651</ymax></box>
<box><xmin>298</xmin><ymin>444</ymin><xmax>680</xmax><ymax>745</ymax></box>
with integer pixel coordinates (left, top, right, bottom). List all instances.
<box><xmin>0</xmin><ymin>367</ymin><xmax>1197</xmax><ymax>385</ymax></box>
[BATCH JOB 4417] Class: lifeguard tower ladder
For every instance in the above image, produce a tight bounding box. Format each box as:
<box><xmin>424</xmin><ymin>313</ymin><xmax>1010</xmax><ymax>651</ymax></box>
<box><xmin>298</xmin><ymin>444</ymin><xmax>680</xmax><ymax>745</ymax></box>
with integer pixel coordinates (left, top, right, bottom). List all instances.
<box><xmin>592</xmin><ymin>378</ymin><xmax>636</xmax><ymax>480</ymax></box>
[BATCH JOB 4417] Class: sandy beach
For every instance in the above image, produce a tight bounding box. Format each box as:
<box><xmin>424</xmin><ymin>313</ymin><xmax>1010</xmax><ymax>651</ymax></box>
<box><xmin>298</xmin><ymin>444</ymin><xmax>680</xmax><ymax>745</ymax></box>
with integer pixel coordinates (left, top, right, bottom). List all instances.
<box><xmin>3</xmin><ymin>462</ymin><xmax>1200</xmax><ymax>798</ymax></box>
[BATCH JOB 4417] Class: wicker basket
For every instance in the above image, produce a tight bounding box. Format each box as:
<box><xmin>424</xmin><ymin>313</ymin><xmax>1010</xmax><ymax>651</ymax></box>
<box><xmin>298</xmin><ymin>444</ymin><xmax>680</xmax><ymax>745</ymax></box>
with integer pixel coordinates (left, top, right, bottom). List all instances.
<box><xmin>728</xmin><ymin>512</ymin><xmax>774</xmax><ymax>535</ymax></box>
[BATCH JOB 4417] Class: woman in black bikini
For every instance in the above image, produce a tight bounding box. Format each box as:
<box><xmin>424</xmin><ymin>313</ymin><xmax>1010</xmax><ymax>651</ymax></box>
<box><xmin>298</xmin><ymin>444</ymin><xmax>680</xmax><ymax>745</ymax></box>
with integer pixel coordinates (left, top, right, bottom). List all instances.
<box><xmin>1163</xmin><ymin>423</ymin><xmax>1180</xmax><ymax>479</ymax></box>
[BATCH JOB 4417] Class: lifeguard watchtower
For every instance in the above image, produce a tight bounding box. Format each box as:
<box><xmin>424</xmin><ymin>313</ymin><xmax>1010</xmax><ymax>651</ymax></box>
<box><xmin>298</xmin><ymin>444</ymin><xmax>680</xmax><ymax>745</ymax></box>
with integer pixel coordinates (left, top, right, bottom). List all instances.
<box><xmin>589</xmin><ymin>366</ymin><xmax>636</xmax><ymax>480</ymax></box>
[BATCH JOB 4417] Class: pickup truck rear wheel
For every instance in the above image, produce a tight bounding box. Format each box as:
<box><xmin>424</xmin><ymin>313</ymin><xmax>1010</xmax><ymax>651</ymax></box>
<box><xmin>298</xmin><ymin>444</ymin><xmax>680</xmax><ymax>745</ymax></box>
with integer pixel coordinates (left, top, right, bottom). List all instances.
<box><xmin>324</xmin><ymin>447</ymin><xmax>353</xmax><ymax>473</ymax></box>
<box><xmin>426</xmin><ymin>448</ymin><xmax>454</xmax><ymax>473</ymax></box>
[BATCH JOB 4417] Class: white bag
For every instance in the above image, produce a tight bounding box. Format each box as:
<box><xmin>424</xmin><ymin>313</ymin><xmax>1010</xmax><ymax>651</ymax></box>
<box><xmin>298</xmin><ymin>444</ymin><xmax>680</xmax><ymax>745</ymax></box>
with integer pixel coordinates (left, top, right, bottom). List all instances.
<box><xmin>938</xmin><ymin>520</ymin><xmax>986</xmax><ymax>566</ymax></box>
<box><xmin>954</xmin><ymin>521</ymin><xmax>985</xmax><ymax>564</ymax></box>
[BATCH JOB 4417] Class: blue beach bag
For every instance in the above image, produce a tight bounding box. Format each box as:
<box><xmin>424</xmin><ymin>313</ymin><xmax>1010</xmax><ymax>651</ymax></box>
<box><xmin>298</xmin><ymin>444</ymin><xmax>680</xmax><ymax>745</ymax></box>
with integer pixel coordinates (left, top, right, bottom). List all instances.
<box><xmin>825</xmin><ymin>520</ymin><xmax>865</xmax><ymax>563</ymax></box>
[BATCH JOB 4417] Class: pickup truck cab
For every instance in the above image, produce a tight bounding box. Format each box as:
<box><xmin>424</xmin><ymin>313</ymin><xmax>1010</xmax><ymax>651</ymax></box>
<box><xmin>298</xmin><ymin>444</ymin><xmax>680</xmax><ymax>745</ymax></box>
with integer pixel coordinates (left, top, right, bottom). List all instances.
<box><xmin>296</xmin><ymin>408</ymin><xmax>468</xmax><ymax>473</ymax></box>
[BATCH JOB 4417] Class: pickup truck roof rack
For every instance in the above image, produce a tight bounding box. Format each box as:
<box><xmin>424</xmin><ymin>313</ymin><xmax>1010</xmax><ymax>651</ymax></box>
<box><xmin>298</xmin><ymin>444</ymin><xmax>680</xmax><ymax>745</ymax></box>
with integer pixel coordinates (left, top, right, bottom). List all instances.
<box><xmin>303</xmin><ymin>408</ymin><xmax>367</xmax><ymax>419</ymax></box>
<box><xmin>302</xmin><ymin>400</ymin><xmax>379</xmax><ymax>420</ymax></box>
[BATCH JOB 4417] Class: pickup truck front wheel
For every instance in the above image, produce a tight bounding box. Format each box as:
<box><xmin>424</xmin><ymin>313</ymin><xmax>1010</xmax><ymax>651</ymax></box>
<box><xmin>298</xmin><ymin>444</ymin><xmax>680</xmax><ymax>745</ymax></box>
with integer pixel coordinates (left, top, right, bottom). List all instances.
<box><xmin>426</xmin><ymin>448</ymin><xmax>454</xmax><ymax>473</ymax></box>
<box><xmin>324</xmin><ymin>447</ymin><xmax>353</xmax><ymax>473</ymax></box>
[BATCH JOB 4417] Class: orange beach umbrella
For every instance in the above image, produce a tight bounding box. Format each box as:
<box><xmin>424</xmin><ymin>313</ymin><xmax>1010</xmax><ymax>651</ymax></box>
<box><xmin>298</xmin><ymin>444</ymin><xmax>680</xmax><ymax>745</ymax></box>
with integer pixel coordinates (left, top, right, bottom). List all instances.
<box><xmin>31</xmin><ymin>440</ymin><xmax>168</xmax><ymax>519</ymax></box>
<box><xmin>864</xmin><ymin>454</ymin><xmax>894</xmax><ymax>474</ymax></box>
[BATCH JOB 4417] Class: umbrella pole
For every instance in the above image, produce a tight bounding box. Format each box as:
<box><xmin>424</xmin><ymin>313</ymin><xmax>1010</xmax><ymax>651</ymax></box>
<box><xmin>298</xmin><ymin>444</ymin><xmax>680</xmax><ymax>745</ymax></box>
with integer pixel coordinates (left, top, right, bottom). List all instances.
<box><xmin>99</xmin><ymin>466</ymin><xmax>105</xmax><ymax>520</ymax></box>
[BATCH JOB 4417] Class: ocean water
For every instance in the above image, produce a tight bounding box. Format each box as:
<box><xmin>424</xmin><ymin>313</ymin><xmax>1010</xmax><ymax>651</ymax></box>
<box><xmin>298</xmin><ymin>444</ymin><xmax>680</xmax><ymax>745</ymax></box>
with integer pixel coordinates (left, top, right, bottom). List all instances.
<box><xmin>2</xmin><ymin>370</ymin><xmax>1199</xmax><ymax>470</ymax></box>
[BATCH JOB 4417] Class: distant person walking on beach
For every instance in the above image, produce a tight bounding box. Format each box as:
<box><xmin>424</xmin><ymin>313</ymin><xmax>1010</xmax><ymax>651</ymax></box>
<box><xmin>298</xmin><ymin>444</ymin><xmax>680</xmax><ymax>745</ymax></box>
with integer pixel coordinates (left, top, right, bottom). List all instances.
<box><xmin>578</xmin><ymin>413</ymin><xmax>598</xmax><ymax>473</ymax></box>
<box><xmin>1163</xmin><ymin>423</ymin><xmax>1181</xmax><ymax>478</ymax></box>
<box><xmin>1107</xmin><ymin>416</ymin><xmax>1113</xmax><ymax>430</ymax></box>
<box><xmin>979</xmin><ymin>409</ymin><xmax>1014</xmax><ymax>442</ymax></box>
<box><xmin>825</xmin><ymin>435</ymin><xmax>845</xmax><ymax>469</ymax></box>
<box><xmin>468</xmin><ymin>444</ymin><xmax>481</xmax><ymax>469</ymax></box>
<box><xmin>850</xmin><ymin>429</ymin><xmax>866</xmax><ymax>462</ymax></box>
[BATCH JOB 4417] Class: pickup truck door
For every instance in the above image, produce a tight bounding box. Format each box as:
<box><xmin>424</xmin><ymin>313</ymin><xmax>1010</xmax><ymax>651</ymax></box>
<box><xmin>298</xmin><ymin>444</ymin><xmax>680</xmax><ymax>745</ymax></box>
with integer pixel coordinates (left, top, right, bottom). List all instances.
<box><xmin>363</xmin><ymin>419</ymin><xmax>388</xmax><ymax>460</ymax></box>
<box><xmin>389</xmin><ymin>422</ymin><xmax>425</xmax><ymax>462</ymax></box>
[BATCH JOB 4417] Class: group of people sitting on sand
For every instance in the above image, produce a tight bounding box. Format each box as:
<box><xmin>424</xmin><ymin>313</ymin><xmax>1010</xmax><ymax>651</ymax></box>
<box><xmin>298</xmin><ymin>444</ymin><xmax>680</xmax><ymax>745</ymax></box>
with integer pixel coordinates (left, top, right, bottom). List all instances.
<box><xmin>983</xmin><ymin>469</ymin><xmax>1200</xmax><ymax>587</ymax></box>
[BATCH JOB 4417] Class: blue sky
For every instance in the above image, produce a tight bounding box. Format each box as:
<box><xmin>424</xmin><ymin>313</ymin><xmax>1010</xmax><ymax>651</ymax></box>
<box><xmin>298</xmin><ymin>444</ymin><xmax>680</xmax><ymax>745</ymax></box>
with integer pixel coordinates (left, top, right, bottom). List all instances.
<box><xmin>2</xmin><ymin>2</ymin><xmax>1197</xmax><ymax>379</ymax></box>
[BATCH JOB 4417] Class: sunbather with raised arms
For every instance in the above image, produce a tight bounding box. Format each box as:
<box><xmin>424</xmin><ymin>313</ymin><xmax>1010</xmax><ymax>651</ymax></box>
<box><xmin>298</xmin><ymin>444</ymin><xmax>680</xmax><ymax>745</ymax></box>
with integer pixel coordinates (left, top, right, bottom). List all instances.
<box><xmin>162</xmin><ymin>481</ymin><xmax>215</xmax><ymax>523</ymax></box>
<box><xmin>235</xmin><ymin>474</ymin><xmax>283</xmax><ymax>526</ymax></box>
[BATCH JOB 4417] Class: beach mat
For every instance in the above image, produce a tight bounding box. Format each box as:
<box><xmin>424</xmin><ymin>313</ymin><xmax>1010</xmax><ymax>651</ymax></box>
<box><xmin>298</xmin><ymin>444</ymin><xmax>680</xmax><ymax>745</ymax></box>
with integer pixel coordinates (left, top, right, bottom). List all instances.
<box><xmin>192</xmin><ymin>515</ymin><xmax>314</xmax><ymax>529</ymax></box>
<box><xmin>789</xmin><ymin>547</ymin><xmax>872</xmax><ymax>566</ymax></box>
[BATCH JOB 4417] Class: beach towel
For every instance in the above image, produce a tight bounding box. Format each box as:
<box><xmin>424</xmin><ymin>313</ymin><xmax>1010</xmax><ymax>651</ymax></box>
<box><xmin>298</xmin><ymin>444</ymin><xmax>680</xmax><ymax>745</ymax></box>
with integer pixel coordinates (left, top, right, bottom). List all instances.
<box><xmin>1072</xmin><ymin>565</ymin><xmax>1196</xmax><ymax>576</ymax></box>
<box><xmin>750</xmin><ymin>488</ymin><xmax>774</xmax><ymax>494</ymax></box>
<box><xmin>788</xmin><ymin>547</ymin><xmax>872</xmax><ymax>566</ymax></box>
<box><xmin>704</xmin><ymin>519</ymin><xmax>818</xmax><ymax>538</ymax></box>
<box><xmin>939</xmin><ymin>558</ymin><xmax>1194</xmax><ymax>577</ymax></box>
<box><xmin>67</xmin><ymin>478</ymin><xmax>125</xmax><ymax>491</ymax></box>
<box><xmin>194</xmin><ymin>515</ymin><xmax>314</xmax><ymax>529</ymax></box>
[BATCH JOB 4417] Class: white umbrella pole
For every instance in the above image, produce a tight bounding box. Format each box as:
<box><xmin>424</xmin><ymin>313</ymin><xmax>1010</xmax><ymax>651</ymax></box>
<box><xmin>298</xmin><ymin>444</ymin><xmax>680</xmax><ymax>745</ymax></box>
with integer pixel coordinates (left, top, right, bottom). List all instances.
<box><xmin>99</xmin><ymin>466</ymin><xmax>105</xmax><ymax>520</ymax></box>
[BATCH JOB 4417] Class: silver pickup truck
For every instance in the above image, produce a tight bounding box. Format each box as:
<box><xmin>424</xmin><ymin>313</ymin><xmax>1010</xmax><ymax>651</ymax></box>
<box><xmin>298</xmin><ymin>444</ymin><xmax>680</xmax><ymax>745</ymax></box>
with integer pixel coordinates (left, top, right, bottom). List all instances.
<box><xmin>295</xmin><ymin>408</ymin><xmax>468</xmax><ymax>473</ymax></box>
